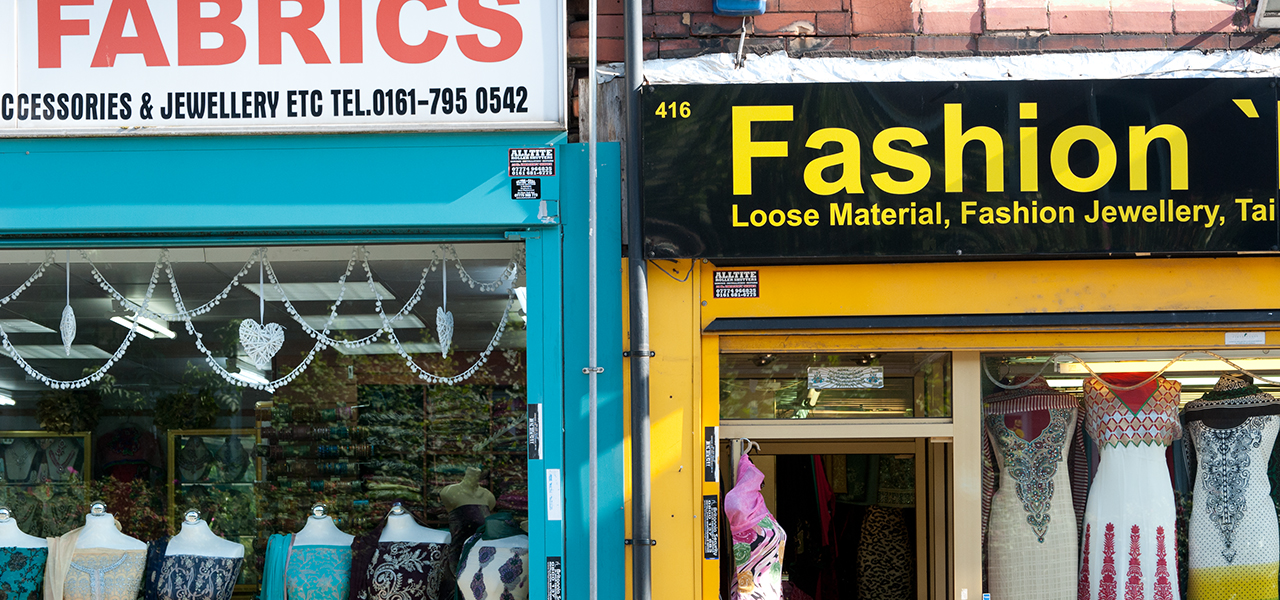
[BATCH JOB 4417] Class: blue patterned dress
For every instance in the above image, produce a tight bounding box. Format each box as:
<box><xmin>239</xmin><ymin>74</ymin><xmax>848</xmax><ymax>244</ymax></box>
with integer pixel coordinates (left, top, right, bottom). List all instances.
<box><xmin>285</xmin><ymin>546</ymin><xmax>352</xmax><ymax>600</ymax></box>
<box><xmin>0</xmin><ymin>547</ymin><xmax>47</xmax><ymax>600</ymax></box>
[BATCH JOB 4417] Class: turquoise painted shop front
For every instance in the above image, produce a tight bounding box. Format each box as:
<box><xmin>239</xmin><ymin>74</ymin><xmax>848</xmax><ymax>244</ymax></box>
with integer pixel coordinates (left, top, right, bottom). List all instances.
<box><xmin>0</xmin><ymin>131</ymin><xmax>623</xmax><ymax>600</ymax></box>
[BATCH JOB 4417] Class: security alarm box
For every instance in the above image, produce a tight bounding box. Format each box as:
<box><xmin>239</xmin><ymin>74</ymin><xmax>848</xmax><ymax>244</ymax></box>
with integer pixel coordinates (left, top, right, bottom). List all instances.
<box><xmin>714</xmin><ymin>0</ymin><xmax>766</xmax><ymax>17</ymax></box>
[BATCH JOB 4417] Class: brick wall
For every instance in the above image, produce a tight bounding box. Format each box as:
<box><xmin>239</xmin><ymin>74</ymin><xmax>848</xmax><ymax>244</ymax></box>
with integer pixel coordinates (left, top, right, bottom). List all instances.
<box><xmin>568</xmin><ymin>0</ymin><xmax>1280</xmax><ymax>63</ymax></box>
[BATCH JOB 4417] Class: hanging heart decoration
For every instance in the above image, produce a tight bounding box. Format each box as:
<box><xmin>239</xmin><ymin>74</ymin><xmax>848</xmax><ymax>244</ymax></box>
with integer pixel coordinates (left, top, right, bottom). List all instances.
<box><xmin>436</xmin><ymin>306</ymin><xmax>454</xmax><ymax>357</ymax></box>
<box><xmin>239</xmin><ymin>319</ymin><xmax>284</xmax><ymax>370</ymax></box>
<box><xmin>59</xmin><ymin>305</ymin><xmax>76</xmax><ymax>356</ymax></box>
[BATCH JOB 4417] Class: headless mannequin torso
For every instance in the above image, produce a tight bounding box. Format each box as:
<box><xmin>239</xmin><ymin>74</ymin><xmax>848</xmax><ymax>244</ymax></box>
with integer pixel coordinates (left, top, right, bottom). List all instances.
<box><xmin>0</xmin><ymin>506</ymin><xmax>46</xmax><ymax>548</ymax></box>
<box><xmin>379</xmin><ymin>505</ymin><xmax>449</xmax><ymax>544</ymax></box>
<box><xmin>76</xmin><ymin>504</ymin><xmax>146</xmax><ymax>550</ymax></box>
<box><xmin>293</xmin><ymin>505</ymin><xmax>354</xmax><ymax>547</ymax></box>
<box><xmin>441</xmin><ymin>468</ymin><xmax>496</xmax><ymax>512</ymax></box>
<box><xmin>167</xmin><ymin>511</ymin><xmax>245</xmax><ymax>558</ymax></box>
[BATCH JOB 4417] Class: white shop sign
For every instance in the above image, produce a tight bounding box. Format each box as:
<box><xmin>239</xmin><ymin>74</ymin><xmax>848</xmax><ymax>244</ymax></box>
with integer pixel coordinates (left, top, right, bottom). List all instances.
<box><xmin>0</xmin><ymin>0</ymin><xmax>564</xmax><ymax>135</ymax></box>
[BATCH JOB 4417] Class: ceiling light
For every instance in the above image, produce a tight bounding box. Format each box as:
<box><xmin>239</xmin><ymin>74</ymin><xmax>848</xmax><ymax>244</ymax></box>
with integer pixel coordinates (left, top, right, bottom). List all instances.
<box><xmin>299</xmin><ymin>314</ymin><xmax>425</xmax><ymax>330</ymax></box>
<box><xmin>1057</xmin><ymin>358</ymin><xmax>1280</xmax><ymax>374</ymax></box>
<box><xmin>228</xmin><ymin>359</ymin><xmax>271</xmax><ymax>386</ymax></box>
<box><xmin>247</xmin><ymin>282</ymin><xmax>396</xmax><ymax>302</ymax></box>
<box><xmin>1046</xmin><ymin>379</ymin><xmax>1084</xmax><ymax>388</ymax></box>
<box><xmin>0</xmin><ymin>320</ymin><xmax>54</xmax><ymax>334</ymax></box>
<box><xmin>110</xmin><ymin>315</ymin><xmax>176</xmax><ymax>340</ymax></box>
<box><xmin>111</xmin><ymin>316</ymin><xmax>155</xmax><ymax>339</ymax></box>
<box><xmin>134</xmin><ymin>316</ymin><xmax>176</xmax><ymax>339</ymax></box>
<box><xmin>334</xmin><ymin>342</ymin><xmax>440</xmax><ymax>355</ymax></box>
<box><xmin>0</xmin><ymin>345</ymin><xmax>112</xmax><ymax>360</ymax></box>
<box><xmin>0</xmin><ymin>393</ymin><xmax>14</xmax><ymax>406</ymax></box>
<box><xmin>231</xmin><ymin>369</ymin><xmax>270</xmax><ymax>386</ymax></box>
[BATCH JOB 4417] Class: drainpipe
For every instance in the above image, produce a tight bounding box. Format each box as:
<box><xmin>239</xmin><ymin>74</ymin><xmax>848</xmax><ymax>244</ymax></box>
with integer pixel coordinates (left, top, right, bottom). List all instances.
<box><xmin>624</xmin><ymin>0</ymin><xmax>653</xmax><ymax>598</ymax></box>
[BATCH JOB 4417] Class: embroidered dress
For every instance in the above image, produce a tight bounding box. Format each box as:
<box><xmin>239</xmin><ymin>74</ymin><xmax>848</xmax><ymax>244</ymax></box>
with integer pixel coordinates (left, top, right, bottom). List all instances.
<box><xmin>62</xmin><ymin>548</ymin><xmax>146</xmax><ymax>600</ymax></box>
<box><xmin>1184</xmin><ymin>376</ymin><xmax>1280</xmax><ymax>600</ymax></box>
<box><xmin>1079</xmin><ymin>374</ymin><xmax>1182</xmax><ymax>600</ymax></box>
<box><xmin>352</xmin><ymin>542</ymin><xmax>450</xmax><ymax>600</ymax></box>
<box><xmin>0</xmin><ymin>547</ymin><xmax>47</xmax><ymax>600</ymax></box>
<box><xmin>348</xmin><ymin>510</ymin><xmax>454</xmax><ymax>600</ymax></box>
<box><xmin>286</xmin><ymin>546</ymin><xmax>353</xmax><ymax>600</ymax></box>
<box><xmin>456</xmin><ymin>542</ymin><xmax>529</xmax><ymax>600</ymax></box>
<box><xmin>983</xmin><ymin>378</ymin><xmax>1084</xmax><ymax>600</ymax></box>
<box><xmin>149</xmin><ymin>555</ymin><xmax>242</xmax><ymax>600</ymax></box>
<box><xmin>725</xmin><ymin>454</ymin><xmax>786</xmax><ymax>600</ymax></box>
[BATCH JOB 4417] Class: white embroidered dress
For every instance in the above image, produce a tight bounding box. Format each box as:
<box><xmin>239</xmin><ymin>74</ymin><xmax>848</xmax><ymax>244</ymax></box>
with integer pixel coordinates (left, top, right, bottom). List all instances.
<box><xmin>984</xmin><ymin>384</ymin><xmax>1081</xmax><ymax>600</ymax></box>
<box><xmin>1078</xmin><ymin>375</ymin><xmax>1182</xmax><ymax>600</ymax></box>
<box><xmin>1185</xmin><ymin>376</ymin><xmax>1280</xmax><ymax>600</ymax></box>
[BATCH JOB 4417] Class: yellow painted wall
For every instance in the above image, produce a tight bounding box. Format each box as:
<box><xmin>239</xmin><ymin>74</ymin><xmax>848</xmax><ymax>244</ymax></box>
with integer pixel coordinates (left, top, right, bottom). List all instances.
<box><xmin>623</xmin><ymin>259</ymin><xmax>703</xmax><ymax>600</ymax></box>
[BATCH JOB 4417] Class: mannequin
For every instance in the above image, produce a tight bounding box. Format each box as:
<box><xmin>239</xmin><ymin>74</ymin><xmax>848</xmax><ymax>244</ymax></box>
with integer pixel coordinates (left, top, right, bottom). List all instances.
<box><xmin>0</xmin><ymin>506</ymin><xmax>49</xmax><ymax>600</ymax></box>
<box><xmin>380</xmin><ymin>503</ymin><xmax>450</xmax><ymax>544</ymax></box>
<box><xmin>0</xmin><ymin>505</ymin><xmax>47</xmax><ymax>548</ymax></box>
<box><xmin>167</xmin><ymin>511</ymin><xmax>245</xmax><ymax>558</ymax></box>
<box><xmin>46</xmin><ymin>502</ymin><xmax>148</xmax><ymax>600</ymax></box>
<box><xmin>441</xmin><ymin>468</ymin><xmax>497</xmax><ymax>511</ymax></box>
<box><xmin>143</xmin><ymin>511</ymin><xmax>244</xmax><ymax>600</ymax></box>
<box><xmin>724</xmin><ymin>450</ymin><xmax>786</xmax><ymax>600</ymax></box>
<box><xmin>294</xmin><ymin>504</ymin><xmax>355</xmax><ymax>547</ymax></box>
<box><xmin>260</xmin><ymin>505</ymin><xmax>353</xmax><ymax>600</ymax></box>
<box><xmin>76</xmin><ymin>503</ymin><xmax>146</xmax><ymax>550</ymax></box>
<box><xmin>349</xmin><ymin>504</ymin><xmax>454</xmax><ymax>600</ymax></box>
<box><xmin>443</xmin><ymin>468</ymin><xmax>495</xmax><ymax>574</ymax></box>
<box><xmin>456</xmin><ymin>513</ymin><xmax>530</xmax><ymax>600</ymax></box>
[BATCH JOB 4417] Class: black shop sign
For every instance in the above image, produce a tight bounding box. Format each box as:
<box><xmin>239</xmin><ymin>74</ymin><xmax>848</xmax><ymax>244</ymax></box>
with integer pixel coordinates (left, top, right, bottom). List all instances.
<box><xmin>641</xmin><ymin>80</ymin><xmax>1280</xmax><ymax>259</ymax></box>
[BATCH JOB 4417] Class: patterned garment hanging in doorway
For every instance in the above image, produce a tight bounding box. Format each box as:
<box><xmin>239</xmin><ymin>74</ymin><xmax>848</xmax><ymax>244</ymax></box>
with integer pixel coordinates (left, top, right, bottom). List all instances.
<box><xmin>726</xmin><ymin>453</ymin><xmax>786</xmax><ymax>600</ymax></box>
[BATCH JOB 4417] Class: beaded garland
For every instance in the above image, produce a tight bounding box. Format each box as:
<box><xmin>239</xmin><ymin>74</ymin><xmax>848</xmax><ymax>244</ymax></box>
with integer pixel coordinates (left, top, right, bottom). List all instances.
<box><xmin>0</xmin><ymin>245</ymin><xmax>523</xmax><ymax>392</ymax></box>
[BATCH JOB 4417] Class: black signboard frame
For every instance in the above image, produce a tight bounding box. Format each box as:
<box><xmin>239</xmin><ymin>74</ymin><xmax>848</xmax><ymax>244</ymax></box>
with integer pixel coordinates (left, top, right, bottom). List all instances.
<box><xmin>641</xmin><ymin>80</ymin><xmax>1280</xmax><ymax>260</ymax></box>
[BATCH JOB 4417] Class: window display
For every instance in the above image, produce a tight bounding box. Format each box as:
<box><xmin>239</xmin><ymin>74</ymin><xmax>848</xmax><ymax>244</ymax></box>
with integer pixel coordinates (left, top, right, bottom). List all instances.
<box><xmin>0</xmin><ymin>243</ymin><xmax>528</xmax><ymax>599</ymax></box>
<box><xmin>981</xmin><ymin>351</ymin><xmax>1280</xmax><ymax>600</ymax></box>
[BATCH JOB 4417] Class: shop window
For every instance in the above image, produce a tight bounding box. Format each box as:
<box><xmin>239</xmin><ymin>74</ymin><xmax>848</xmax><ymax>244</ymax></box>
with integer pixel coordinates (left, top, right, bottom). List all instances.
<box><xmin>720</xmin><ymin>352</ymin><xmax>951</xmax><ymax>419</ymax></box>
<box><xmin>0</xmin><ymin>243</ymin><xmax>528</xmax><ymax>598</ymax></box>
<box><xmin>980</xmin><ymin>350</ymin><xmax>1280</xmax><ymax>600</ymax></box>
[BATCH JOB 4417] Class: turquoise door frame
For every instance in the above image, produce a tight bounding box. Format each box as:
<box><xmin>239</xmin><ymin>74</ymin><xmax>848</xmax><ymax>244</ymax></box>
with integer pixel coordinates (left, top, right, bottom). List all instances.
<box><xmin>0</xmin><ymin>132</ymin><xmax>626</xmax><ymax>600</ymax></box>
<box><xmin>560</xmin><ymin>143</ymin><xmax>624</xmax><ymax>600</ymax></box>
